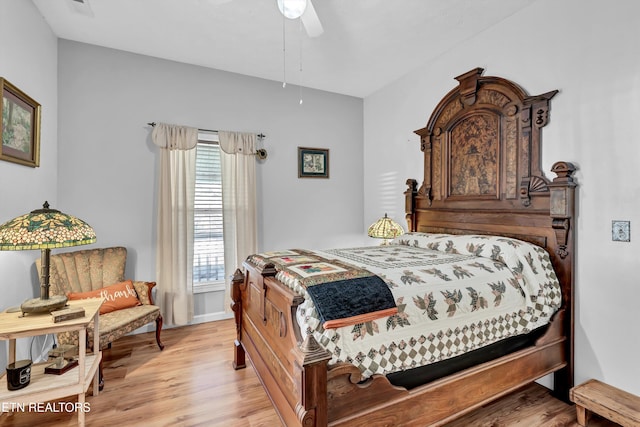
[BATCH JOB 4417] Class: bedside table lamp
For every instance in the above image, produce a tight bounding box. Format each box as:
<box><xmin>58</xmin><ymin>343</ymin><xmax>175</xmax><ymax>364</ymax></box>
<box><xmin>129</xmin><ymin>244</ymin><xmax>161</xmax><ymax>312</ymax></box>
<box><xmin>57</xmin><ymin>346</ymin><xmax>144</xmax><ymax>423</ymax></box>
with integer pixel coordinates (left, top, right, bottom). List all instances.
<box><xmin>0</xmin><ymin>201</ymin><xmax>96</xmax><ymax>314</ymax></box>
<box><xmin>367</xmin><ymin>213</ymin><xmax>404</xmax><ymax>245</ymax></box>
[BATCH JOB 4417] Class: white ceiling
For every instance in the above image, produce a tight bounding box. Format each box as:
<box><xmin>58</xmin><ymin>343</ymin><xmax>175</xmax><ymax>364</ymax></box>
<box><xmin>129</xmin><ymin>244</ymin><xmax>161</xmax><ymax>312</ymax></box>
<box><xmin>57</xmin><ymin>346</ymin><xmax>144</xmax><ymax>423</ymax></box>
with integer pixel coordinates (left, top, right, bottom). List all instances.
<box><xmin>33</xmin><ymin>0</ymin><xmax>537</xmax><ymax>98</ymax></box>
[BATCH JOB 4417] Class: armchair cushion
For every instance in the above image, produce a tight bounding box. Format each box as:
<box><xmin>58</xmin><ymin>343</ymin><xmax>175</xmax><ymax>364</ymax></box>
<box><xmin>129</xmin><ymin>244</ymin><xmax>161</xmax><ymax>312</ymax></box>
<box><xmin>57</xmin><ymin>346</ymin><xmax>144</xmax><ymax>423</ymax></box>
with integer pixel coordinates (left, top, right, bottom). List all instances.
<box><xmin>56</xmin><ymin>304</ymin><xmax>161</xmax><ymax>349</ymax></box>
<box><xmin>67</xmin><ymin>280</ymin><xmax>141</xmax><ymax>315</ymax></box>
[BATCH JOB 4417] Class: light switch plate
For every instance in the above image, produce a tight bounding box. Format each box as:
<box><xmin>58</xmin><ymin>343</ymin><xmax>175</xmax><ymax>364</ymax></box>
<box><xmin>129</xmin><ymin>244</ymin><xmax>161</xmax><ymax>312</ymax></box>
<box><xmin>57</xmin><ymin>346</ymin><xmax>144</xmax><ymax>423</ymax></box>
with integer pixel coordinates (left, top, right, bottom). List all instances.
<box><xmin>612</xmin><ymin>220</ymin><xmax>630</xmax><ymax>242</ymax></box>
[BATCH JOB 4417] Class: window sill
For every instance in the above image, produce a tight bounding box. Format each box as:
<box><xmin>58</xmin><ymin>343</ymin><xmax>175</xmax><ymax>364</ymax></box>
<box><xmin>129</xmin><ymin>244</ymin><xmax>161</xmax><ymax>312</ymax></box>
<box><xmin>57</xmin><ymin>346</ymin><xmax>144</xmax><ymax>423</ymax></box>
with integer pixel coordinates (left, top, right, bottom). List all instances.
<box><xmin>193</xmin><ymin>282</ymin><xmax>226</xmax><ymax>294</ymax></box>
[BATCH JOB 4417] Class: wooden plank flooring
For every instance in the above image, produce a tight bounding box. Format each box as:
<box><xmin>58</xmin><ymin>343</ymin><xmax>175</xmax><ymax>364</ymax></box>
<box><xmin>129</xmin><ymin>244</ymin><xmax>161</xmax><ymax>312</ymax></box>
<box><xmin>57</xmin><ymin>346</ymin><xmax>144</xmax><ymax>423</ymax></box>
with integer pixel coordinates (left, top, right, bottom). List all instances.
<box><xmin>0</xmin><ymin>320</ymin><xmax>619</xmax><ymax>426</ymax></box>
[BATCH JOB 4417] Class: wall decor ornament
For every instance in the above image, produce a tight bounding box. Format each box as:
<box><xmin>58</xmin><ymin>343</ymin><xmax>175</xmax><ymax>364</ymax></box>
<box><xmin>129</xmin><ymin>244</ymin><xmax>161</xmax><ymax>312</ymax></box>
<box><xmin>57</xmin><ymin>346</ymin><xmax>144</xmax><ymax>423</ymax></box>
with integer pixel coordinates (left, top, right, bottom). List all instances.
<box><xmin>298</xmin><ymin>146</ymin><xmax>329</xmax><ymax>178</ymax></box>
<box><xmin>0</xmin><ymin>78</ymin><xmax>41</xmax><ymax>167</ymax></box>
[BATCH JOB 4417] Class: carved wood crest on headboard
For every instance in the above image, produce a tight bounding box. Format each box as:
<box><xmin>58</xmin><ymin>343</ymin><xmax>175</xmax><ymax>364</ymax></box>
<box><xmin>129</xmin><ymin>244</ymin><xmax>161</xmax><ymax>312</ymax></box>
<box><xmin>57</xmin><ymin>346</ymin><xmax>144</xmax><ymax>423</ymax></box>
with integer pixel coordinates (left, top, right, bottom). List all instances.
<box><xmin>409</xmin><ymin>68</ymin><xmax>576</xmax><ymax>259</ymax></box>
<box><xmin>414</xmin><ymin>67</ymin><xmax>567</xmax><ymax>209</ymax></box>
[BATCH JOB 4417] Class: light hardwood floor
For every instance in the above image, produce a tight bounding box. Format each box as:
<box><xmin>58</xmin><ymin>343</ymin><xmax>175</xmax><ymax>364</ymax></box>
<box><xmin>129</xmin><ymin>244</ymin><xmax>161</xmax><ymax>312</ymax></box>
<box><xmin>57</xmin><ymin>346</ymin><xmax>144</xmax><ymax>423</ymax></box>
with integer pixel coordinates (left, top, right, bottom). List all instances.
<box><xmin>0</xmin><ymin>320</ymin><xmax>619</xmax><ymax>426</ymax></box>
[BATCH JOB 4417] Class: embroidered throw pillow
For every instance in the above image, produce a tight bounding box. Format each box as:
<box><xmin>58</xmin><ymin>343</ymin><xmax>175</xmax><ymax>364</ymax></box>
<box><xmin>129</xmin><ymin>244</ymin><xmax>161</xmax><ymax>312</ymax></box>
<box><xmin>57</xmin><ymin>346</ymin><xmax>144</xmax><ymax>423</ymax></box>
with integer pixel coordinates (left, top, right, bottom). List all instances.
<box><xmin>67</xmin><ymin>280</ymin><xmax>141</xmax><ymax>315</ymax></box>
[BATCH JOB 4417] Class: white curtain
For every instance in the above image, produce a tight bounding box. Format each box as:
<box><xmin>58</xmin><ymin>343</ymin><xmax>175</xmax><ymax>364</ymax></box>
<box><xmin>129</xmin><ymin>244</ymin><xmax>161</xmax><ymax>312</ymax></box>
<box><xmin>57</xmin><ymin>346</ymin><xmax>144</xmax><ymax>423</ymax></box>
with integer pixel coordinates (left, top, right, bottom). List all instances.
<box><xmin>218</xmin><ymin>131</ymin><xmax>258</xmax><ymax>312</ymax></box>
<box><xmin>152</xmin><ymin>123</ymin><xmax>198</xmax><ymax>326</ymax></box>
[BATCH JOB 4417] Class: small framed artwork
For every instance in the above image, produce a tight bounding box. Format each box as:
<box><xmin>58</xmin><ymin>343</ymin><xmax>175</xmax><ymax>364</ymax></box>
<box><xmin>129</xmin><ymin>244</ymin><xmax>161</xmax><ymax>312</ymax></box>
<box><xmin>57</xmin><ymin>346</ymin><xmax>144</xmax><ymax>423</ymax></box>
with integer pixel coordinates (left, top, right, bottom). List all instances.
<box><xmin>298</xmin><ymin>147</ymin><xmax>329</xmax><ymax>178</ymax></box>
<box><xmin>1</xmin><ymin>78</ymin><xmax>41</xmax><ymax>167</ymax></box>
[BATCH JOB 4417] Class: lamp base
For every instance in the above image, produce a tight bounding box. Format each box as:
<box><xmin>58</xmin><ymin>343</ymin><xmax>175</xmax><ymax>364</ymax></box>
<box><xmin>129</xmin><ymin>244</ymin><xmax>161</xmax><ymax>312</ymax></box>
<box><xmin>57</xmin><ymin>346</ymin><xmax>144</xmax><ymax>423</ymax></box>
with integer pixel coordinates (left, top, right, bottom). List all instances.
<box><xmin>20</xmin><ymin>295</ymin><xmax>68</xmax><ymax>315</ymax></box>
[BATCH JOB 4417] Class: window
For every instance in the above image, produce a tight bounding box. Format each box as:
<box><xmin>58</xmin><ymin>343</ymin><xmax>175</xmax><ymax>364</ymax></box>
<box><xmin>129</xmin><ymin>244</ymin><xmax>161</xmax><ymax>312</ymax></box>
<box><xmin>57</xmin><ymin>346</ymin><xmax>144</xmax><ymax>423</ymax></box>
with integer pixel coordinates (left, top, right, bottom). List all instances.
<box><xmin>193</xmin><ymin>137</ymin><xmax>225</xmax><ymax>292</ymax></box>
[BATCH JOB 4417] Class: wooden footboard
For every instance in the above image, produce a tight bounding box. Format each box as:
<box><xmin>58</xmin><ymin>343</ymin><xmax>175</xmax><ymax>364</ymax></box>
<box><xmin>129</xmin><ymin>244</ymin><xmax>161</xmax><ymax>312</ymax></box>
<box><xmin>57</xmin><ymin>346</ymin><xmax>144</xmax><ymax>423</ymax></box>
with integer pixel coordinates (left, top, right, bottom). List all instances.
<box><xmin>232</xmin><ymin>262</ymin><xmax>332</xmax><ymax>427</ymax></box>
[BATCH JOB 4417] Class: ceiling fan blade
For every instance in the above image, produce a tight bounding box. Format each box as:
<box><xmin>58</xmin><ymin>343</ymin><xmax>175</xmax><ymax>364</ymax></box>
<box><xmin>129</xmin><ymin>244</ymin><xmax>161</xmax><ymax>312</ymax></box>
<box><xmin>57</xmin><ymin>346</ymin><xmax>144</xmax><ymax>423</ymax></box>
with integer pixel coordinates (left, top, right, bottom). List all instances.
<box><xmin>66</xmin><ymin>0</ymin><xmax>94</xmax><ymax>17</ymax></box>
<box><xmin>301</xmin><ymin>0</ymin><xmax>324</xmax><ymax>37</ymax></box>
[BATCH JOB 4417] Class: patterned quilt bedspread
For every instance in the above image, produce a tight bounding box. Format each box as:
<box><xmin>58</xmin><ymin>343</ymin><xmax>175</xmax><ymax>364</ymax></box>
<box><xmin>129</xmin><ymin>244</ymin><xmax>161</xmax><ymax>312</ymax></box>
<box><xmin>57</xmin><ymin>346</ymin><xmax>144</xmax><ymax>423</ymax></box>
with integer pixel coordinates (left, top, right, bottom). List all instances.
<box><xmin>246</xmin><ymin>250</ymin><xmax>398</xmax><ymax>328</ymax></box>
<box><xmin>249</xmin><ymin>233</ymin><xmax>561</xmax><ymax>379</ymax></box>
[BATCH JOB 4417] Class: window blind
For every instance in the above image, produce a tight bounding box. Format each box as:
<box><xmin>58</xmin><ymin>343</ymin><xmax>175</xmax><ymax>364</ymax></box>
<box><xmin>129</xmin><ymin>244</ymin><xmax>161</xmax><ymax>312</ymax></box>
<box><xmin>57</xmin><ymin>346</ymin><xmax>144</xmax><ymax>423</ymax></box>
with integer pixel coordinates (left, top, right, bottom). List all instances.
<box><xmin>193</xmin><ymin>141</ymin><xmax>225</xmax><ymax>284</ymax></box>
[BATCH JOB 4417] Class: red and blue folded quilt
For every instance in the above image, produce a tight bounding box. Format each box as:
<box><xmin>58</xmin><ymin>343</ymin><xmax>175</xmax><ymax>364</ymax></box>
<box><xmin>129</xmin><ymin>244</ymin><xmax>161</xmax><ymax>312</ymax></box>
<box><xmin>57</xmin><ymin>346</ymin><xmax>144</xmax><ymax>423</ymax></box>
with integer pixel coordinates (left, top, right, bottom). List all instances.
<box><xmin>246</xmin><ymin>250</ymin><xmax>397</xmax><ymax>329</ymax></box>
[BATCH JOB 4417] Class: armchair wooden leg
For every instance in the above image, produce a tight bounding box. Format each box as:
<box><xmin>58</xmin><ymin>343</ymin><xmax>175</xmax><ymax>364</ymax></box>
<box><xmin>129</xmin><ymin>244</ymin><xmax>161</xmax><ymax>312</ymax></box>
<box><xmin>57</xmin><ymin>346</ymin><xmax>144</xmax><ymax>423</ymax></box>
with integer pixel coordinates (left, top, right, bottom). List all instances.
<box><xmin>155</xmin><ymin>314</ymin><xmax>165</xmax><ymax>350</ymax></box>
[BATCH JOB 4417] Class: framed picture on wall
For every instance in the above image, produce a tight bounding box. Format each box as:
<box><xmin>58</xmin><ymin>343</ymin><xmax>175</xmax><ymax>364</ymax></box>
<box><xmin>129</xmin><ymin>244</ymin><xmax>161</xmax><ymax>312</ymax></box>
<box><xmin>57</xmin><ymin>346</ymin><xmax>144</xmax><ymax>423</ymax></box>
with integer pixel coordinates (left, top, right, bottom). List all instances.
<box><xmin>1</xmin><ymin>78</ymin><xmax>41</xmax><ymax>167</ymax></box>
<box><xmin>298</xmin><ymin>147</ymin><xmax>329</xmax><ymax>178</ymax></box>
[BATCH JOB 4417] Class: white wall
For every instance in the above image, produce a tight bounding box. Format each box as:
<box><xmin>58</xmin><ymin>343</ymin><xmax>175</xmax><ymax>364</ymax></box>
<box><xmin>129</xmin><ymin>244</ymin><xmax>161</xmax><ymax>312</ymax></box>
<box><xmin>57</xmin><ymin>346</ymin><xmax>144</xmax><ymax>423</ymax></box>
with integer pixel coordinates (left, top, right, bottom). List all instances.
<box><xmin>56</xmin><ymin>40</ymin><xmax>364</xmax><ymax>323</ymax></box>
<box><xmin>364</xmin><ymin>0</ymin><xmax>640</xmax><ymax>395</ymax></box>
<box><xmin>0</xmin><ymin>0</ymin><xmax>59</xmax><ymax>365</ymax></box>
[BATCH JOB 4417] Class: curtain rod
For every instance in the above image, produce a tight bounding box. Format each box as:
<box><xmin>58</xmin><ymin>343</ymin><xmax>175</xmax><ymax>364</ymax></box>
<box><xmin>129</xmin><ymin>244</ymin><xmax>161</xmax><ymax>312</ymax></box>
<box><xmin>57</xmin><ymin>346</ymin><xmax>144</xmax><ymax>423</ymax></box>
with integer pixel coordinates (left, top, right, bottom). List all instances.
<box><xmin>147</xmin><ymin>122</ymin><xmax>266</xmax><ymax>139</ymax></box>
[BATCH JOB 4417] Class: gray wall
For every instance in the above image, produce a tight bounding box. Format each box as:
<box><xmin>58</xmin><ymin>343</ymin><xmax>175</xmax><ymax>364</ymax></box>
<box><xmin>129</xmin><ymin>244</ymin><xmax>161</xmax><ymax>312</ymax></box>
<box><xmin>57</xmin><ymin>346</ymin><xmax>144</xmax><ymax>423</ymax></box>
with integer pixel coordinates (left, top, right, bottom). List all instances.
<box><xmin>364</xmin><ymin>0</ymin><xmax>640</xmax><ymax>395</ymax></box>
<box><xmin>55</xmin><ymin>40</ymin><xmax>364</xmax><ymax>323</ymax></box>
<box><xmin>0</xmin><ymin>0</ymin><xmax>59</xmax><ymax>366</ymax></box>
<box><xmin>1</xmin><ymin>2</ymin><xmax>363</xmax><ymax>364</ymax></box>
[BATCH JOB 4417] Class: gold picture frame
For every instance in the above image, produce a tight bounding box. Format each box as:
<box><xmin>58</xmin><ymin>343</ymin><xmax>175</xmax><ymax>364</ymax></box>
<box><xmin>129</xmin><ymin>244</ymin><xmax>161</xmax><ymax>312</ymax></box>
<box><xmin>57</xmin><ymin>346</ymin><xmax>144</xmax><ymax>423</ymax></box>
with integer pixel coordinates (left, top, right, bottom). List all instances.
<box><xmin>298</xmin><ymin>147</ymin><xmax>329</xmax><ymax>178</ymax></box>
<box><xmin>1</xmin><ymin>78</ymin><xmax>41</xmax><ymax>167</ymax></box>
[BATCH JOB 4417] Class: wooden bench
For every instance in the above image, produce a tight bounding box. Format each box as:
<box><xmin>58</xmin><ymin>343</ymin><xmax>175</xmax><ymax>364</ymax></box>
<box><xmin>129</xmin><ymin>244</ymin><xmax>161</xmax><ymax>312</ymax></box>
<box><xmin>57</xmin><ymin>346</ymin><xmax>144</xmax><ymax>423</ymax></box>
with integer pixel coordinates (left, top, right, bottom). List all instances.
<box><xmin>570</xmin><ymin>379</ymin><xmax>640</xmax><ymax>427</ymax></box>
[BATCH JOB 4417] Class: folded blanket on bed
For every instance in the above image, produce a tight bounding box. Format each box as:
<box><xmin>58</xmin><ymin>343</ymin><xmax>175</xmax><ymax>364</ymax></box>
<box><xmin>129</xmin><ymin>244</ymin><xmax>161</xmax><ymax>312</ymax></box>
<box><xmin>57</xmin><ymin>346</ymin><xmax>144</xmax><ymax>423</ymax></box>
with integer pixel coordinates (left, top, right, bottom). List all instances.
<box><xmin>305</xmin><ymin>275</ymin><xmax>397</xmax><ymax>328</ymax></box>
<box><xmin>247</xmin><ymin>250</ymin><xmax>398</xmax><ymax>329</ymax></box>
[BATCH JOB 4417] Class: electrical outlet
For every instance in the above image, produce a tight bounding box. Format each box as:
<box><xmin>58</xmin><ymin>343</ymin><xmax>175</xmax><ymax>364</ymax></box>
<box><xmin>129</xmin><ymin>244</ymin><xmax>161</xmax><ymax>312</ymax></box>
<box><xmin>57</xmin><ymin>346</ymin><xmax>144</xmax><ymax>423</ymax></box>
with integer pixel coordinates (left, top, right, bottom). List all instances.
<box><xmin>612</xmin><ymin>220</ymin><xmax>630</xmax><ymax>242</ymax></box>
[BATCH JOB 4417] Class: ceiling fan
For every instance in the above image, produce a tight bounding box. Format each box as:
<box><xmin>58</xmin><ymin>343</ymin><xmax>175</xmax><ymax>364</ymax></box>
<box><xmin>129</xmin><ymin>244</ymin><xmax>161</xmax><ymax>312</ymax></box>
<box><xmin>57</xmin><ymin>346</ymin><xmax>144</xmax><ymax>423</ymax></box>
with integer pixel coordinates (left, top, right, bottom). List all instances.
<box><xmin>277</xmin><ymin>0</ymin><xmax>324</xmax><ymax>37</ymax></box>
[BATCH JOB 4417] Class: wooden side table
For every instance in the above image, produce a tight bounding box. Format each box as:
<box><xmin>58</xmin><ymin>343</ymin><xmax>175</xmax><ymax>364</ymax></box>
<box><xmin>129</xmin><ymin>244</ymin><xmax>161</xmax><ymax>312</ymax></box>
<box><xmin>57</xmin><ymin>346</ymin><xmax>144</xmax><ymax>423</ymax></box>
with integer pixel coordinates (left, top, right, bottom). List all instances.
<box><xmin>0</xmin><ymin>298</ymin><xmax>103</xmax><ymax>427</ymax></box>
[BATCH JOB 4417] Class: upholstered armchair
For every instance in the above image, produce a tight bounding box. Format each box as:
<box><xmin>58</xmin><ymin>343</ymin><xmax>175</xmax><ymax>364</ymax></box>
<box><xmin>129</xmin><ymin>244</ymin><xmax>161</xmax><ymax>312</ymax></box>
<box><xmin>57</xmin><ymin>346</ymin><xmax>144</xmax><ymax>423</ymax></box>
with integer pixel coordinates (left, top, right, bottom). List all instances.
<box><xmin>36</xmin><ymin>246</ymin><xmax>164</xmax><ymax>387</ymax></box>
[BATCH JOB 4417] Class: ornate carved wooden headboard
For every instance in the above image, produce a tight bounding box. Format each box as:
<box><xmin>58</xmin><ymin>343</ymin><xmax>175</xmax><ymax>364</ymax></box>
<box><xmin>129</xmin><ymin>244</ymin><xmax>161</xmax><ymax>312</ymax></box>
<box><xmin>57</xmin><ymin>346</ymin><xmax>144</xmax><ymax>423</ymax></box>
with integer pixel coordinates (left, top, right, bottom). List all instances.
<box><xmin>405</xmin><ymin>68</ymin><xmax>576</xmax><ymax>392</ymax></box>
<box><xmin>406</xmin><ymin>67</ymin><xmax>575</xmax><ymax>257</ymax></box>
<box><xmin>413</xmin><ymin>68</ymin><xmax>568</xmax><ymax>207</ymax></box>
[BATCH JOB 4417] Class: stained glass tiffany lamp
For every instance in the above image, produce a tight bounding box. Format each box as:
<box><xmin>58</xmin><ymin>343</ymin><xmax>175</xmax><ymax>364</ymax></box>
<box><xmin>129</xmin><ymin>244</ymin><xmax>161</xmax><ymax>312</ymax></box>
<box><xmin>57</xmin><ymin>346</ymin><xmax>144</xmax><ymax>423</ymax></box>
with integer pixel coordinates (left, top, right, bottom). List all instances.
<box><xmin>0</xmin><ymin>202</ymin><xmax>96</xmax><ymax>314</ymax></box>
<box><xmin>367</xmin><ymin>213</ymin><xmax>404</xmax><ymax>245</ymax></box>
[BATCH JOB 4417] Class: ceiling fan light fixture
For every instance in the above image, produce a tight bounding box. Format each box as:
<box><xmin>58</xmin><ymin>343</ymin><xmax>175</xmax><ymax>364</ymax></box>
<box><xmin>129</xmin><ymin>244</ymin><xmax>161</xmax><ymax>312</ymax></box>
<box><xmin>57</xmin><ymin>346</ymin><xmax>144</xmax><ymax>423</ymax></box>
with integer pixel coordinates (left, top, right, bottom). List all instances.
<box><xmin>277</xmin><ymin>0</ymin><xmax>307</xmax><ymax>20</ymax></box>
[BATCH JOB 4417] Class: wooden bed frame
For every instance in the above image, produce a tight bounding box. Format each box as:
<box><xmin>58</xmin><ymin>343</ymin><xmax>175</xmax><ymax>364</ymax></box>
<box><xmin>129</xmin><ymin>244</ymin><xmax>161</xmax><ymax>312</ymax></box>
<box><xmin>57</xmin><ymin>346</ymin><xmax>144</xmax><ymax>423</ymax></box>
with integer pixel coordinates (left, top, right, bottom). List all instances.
<box><xmin>231</xmin><ymin>68</ymin><xmax>576</xmax><ymax>427</ymax></box>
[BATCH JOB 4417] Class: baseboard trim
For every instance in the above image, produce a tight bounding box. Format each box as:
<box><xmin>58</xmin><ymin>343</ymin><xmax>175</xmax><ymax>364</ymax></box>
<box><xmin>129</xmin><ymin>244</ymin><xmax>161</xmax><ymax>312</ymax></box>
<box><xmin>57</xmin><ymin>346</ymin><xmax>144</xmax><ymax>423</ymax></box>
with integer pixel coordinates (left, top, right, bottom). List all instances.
<box><xmin>130</xmin><ymin>311</ymin><xmax>234</xmax><ymax>335</ymax></box>
<box><xmin>192</xmin><ymin>311</ymin><xmax>234</xmax><ymax>324</ymax></box>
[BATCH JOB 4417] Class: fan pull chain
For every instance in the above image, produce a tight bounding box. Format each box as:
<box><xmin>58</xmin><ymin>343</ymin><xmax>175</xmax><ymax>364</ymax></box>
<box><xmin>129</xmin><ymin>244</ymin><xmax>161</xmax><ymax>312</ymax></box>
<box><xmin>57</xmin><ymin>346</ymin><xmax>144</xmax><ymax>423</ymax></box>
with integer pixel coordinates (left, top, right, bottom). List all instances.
<box><xmin>282</xmin><ymin>7</ymin><xmax>287</xmax><ymax>88</ymax></box>
<box><xmin>299</xmin><ymin>17</ymin><xmax>303</xmax><ymax>105</ymax></box>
